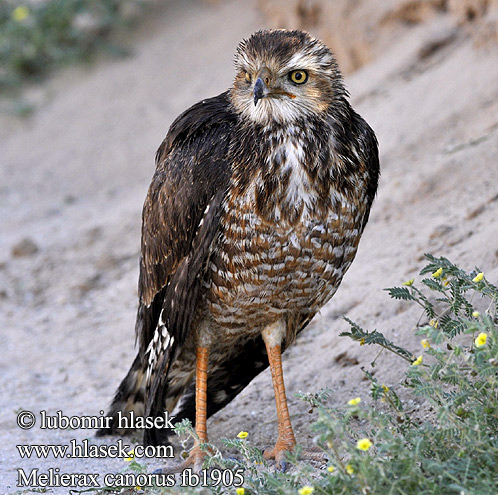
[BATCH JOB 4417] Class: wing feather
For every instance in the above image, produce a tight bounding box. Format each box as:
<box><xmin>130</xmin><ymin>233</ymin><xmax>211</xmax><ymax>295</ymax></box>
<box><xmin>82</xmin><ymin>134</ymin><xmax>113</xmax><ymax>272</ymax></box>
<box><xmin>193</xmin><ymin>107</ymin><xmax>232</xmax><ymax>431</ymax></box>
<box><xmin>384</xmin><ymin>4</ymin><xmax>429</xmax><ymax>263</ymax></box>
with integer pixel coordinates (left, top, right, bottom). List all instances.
<box><xmin>135</xmin><ymin>92</ymin><xmax>236</xmax><ymax>440</ymax></box>
<box><xmin>136</xmin><ymin>91</ymin><xmax>235</xmax><ymax>356</ymax></box>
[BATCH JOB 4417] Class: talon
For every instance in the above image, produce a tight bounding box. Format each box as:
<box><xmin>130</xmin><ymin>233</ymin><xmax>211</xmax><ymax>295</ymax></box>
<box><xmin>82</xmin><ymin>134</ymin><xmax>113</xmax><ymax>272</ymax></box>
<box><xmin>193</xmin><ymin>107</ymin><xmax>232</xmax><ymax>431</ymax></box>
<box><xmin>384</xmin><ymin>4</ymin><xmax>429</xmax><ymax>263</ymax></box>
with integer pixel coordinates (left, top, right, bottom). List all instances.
<box><xmin>280</xmin><ymin>460</ymin><xmax>288</xmax><ymax>472</ymax></box>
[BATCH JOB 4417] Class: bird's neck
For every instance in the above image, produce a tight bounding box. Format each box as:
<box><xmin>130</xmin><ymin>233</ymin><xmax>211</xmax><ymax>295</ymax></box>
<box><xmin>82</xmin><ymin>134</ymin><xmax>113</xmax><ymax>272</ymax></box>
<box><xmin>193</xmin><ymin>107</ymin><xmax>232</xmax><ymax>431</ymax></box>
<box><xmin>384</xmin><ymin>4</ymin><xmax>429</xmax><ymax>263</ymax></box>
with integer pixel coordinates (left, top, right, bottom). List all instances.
<box><xmin>230</xmin><ymin>118</ymin><xmax>337</xmax><ymax>225</ymax></box>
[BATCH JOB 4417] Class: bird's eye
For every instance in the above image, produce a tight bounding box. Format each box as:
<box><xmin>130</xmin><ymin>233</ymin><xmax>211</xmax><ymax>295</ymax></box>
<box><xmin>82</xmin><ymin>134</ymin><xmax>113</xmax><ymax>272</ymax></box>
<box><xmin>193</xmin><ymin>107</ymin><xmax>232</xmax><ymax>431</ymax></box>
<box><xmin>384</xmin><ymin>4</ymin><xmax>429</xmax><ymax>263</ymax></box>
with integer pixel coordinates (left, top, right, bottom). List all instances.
<box><xmin>289</xmin><ymin>70</ymin><xmax>308</xmax><ymax>84</ymax></box>
<box><xmin>245</xmin><ymin>72</ymin><xmax>252</xmax><ymax>83</ymax></box>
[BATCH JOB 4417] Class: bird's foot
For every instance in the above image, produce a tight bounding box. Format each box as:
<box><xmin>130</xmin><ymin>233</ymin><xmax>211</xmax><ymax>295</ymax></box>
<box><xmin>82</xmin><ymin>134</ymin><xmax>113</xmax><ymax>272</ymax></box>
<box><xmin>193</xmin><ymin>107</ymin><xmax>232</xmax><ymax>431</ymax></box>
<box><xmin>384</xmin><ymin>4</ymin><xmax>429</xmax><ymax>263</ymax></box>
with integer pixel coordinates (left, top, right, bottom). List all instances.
<box><xmin>263</xmin><ymin>441</ymin><xmax>327</xmax><ymax>472</ymax></box>
<box><xmin>263</xmin><ymin>438</ymin><xmax>295</xmax><ymax>472</ymax></box>
<box><xmin>154</xmin><ymin>444</ymin><xmax>208</xmax><ymax>474</ymax></box>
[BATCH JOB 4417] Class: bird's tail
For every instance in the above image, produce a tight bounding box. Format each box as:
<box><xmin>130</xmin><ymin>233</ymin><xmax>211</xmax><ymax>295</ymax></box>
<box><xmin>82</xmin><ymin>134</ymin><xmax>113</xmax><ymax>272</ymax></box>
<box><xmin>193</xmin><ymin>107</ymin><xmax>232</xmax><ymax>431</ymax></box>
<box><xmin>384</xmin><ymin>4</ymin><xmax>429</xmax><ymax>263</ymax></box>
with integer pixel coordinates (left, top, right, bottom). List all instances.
<box><xmin>96</xmin><ymin>353</ymin><xmax>146</xmax><ymax>437</ymax></box>
<box><xmin>97</xmin><ymin>334</ymin><xmax>300</xmax><ymax>444</ymax></box>
<box><xmin>143</xmin><ymin>335</ymin><xmax>273</xmax><ymax>445</ymax></box>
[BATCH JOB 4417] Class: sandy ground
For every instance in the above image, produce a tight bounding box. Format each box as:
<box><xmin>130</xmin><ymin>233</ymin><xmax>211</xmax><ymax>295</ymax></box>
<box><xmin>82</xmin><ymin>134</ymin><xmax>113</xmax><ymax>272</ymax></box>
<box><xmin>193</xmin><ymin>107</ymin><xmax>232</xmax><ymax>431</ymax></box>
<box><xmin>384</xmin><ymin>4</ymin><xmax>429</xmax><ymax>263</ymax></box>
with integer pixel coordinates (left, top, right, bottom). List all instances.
<box><xmin>1</xmin><ymin>0</ymin><xmax>498</xmax><ymax>493</ymax></box>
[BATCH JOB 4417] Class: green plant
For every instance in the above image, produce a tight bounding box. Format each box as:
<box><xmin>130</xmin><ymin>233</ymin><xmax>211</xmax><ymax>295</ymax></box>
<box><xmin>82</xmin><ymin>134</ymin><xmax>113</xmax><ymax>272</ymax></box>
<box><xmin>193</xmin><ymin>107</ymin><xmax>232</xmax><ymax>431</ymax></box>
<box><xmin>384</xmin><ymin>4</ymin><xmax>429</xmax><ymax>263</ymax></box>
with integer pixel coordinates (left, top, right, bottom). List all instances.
<box><xmin>0</xmin><ymin>0</ymin><xmax>143</xmax><ymax>92</ymax></box>
<box><xmin>311</xmin><ymin>254</ymin><xmax>498</xmax><ymax>495</ymax></box>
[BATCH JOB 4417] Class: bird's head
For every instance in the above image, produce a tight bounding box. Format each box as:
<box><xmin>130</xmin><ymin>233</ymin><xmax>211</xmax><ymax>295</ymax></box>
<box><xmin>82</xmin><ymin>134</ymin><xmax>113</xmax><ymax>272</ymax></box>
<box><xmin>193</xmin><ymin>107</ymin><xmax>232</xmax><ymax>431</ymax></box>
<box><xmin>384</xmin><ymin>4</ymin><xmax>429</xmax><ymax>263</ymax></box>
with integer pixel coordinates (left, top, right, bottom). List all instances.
<box><xmin>230</xmin><ymin>29</ymin><xmax>346</xmax><ymax>125</ymax></box>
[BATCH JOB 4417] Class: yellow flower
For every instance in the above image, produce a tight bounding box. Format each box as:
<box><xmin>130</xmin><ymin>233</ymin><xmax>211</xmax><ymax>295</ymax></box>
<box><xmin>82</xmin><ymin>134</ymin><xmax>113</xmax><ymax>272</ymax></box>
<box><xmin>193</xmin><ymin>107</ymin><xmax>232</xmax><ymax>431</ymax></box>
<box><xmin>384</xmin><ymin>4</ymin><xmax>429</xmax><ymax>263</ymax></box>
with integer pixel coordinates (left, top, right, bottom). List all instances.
<box><xmin>472</xmin><ymin>311</ymin><xmax>480</xmax><ymax>318</ymax></box>
<box><xmin>298</xmin><ymin>486</ymin><xmax>314</xmax><ymax>495</ymax></box>
<box><xmin>402</xmin><ymin>278</ymin><xmax>414</xmax><ymax>286</ymax></box>
<box><xmin>412</xmin><ymin>355</ymin><xmax>423</xmax><ymax>366</ymax></box>
<box><xmin>429</xmin><ymin>319</ymin><xmax>438</xmax><ymax>328</ymax></box>
<box><xmin>348</xmin><ymin>397</ymin><xmax>361</xmax><ymax>406</ymax></box>
<box><xmin>381</xmin><ymin>385</ymin><xmax>389</xmax><ymax>402</ymax></box>
<box><xmin>346</xmin><ymin>464</ymin><xmax>354</xmax><ymax>475</ymax></box>
<box><xmin>12</xmin><ymin>5</ymin><xmax>30</xmax><ymax>22</ymax></box>
<box><xmin>421</xmin><ymin>339</ymin><xmax>430</xmax><ymax>349</ymax></box>
<box><xmin>327</xmin><ymin>465</ymin><xmax>335</xmax><ymax>472</ymax></box>
<box><xmin>124</xmin><ymin>448</ymin><xmax>135</xmax><ymax>461</ymax></box>
<box><xmin>360</xmin><ymin>337</ymin><xmax>366</xmax><ymax>345</ymax></box>
<box><xmin>237</xmin><ymin>431</ymin><xmax>248</xmax><ymax>439</ymax></box>
<box><xmin>236</xmin><ymin>488</ymin><xmax>245</xmax><ymax>495</ymax></box>
<box><xmin>381</xmin><ymin>384</ymin><xmax>389</xmax><ymax>399</ymax></box>
<box><xmin>356</xmin><ymin>438</ymin><xmax>373</xmax><ymax>451</ymax></box>
<box><xmin>473</xmin><ymin>272</ymin><xmax>484</xmax><ymax>283</ymax></box>
<box><xmin>475</xmin><ymin>333</ymin><xmax>487</xmax><ymax>347</ymax></box>
<box><xmin>432</xmin><ymin>267</ymin><xmax>443</xmax><ymax>278</ymax></box>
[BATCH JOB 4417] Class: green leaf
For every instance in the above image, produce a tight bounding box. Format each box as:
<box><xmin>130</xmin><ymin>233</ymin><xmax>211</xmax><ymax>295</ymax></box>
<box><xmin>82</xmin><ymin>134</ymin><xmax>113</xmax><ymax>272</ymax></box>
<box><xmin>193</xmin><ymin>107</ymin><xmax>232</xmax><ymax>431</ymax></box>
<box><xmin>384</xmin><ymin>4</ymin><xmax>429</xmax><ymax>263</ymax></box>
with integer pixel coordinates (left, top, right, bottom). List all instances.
<box><xmin>439</xmin><ymin>316</ymin><xmax>467</xmax><ymax>337</ymax></box>
<box><xmin>341</xmin><ymin>317</ymin><xmax>415</xmax><ymax>362</ymax></box>
<box><xmin>385</xmin><ymin>286</ymin><xmax>415</xmax><ymax>301</ymax></box>
<box><xmin>422</xmin><ymin>277</ymin><xmax>445</xmax><ymax>292</ymax></box>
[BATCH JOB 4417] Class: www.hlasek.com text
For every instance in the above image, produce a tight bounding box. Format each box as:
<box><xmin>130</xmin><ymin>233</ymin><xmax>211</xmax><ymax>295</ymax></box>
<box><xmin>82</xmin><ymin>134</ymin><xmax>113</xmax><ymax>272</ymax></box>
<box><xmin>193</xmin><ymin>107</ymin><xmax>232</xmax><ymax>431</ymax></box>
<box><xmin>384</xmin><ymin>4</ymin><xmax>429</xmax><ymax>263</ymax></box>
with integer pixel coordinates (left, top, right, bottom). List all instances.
<box><xmin>17</xmin><ymin>439</ymin><xmax>173</xmax><ymax>460</ymax></box>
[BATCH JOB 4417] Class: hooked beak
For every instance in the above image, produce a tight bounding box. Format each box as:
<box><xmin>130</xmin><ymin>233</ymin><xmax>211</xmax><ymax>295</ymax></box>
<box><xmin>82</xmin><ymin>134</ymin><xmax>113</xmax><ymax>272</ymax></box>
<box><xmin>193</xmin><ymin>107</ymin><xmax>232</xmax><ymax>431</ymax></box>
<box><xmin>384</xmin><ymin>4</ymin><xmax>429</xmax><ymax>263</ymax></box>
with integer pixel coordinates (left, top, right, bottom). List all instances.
<box><xmin>253</xmin><ymin>67</ymin><xmax>272</xmax><ymax>106</ymax></box>
<box><xmin>253</xmin><ymin>78</ymin><xmax>265</xmax><ymax>106</ymax></box>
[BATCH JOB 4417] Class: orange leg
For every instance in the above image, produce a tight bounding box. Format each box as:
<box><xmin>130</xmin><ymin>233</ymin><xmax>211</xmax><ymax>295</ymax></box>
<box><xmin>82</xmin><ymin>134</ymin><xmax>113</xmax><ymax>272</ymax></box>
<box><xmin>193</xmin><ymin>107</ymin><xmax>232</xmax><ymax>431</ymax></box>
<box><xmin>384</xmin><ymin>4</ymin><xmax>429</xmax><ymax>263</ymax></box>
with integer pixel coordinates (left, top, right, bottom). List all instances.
<box><xmin>184</xmin><ymin>345</ymin><xmax>210</xmax><ymax>470</ymax></box>
<box><xmin>194</xmin><ymin>346</ymin><xmax>209</xmax><ymax>445</ymax></box>
<box><xmin>262</xmin><ymin>334</ymin><xmax>326</xmax><ymax>470</ymax></box>
<box><xmin>157</xmin><ymin>346</ymin><xmax>209</xmax><ymax>473</ymax></box>
<box><xmin>263</xmin><ymin>342</ymin><xmax>297</xmax><ymax>467</ymax></box>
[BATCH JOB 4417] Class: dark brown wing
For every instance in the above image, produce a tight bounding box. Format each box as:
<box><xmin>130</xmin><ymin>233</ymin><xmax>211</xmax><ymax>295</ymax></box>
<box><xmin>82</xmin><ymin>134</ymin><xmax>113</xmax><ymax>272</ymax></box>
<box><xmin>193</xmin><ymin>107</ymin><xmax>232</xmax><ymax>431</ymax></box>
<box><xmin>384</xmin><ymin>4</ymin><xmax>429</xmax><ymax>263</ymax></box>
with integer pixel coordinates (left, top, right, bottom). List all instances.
<box><xmin>137</xmin><ymin>91</ymin><xmax>236</xmax><ymax>436</ymax></box>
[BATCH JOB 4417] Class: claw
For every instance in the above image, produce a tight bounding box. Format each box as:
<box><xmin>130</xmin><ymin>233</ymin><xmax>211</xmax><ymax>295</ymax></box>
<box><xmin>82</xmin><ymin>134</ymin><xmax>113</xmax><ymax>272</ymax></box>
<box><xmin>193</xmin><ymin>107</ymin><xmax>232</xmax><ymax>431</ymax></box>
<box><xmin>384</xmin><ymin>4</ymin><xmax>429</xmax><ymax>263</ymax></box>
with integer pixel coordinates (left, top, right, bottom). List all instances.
<box><xmin>280</xmin><ymin>460</ymin><xmax>288</xmax><ymax>473</ymax></box>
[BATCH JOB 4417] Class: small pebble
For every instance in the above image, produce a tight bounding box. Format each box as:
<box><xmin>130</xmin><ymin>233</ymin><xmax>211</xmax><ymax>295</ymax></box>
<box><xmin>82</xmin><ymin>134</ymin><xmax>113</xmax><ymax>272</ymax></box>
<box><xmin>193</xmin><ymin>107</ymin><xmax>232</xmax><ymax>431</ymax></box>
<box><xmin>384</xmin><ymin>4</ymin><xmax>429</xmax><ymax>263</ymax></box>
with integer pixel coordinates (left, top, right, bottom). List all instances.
<box><xmin>11</xmin><ymin>238</ymin><xmax>39</xmax><ymax>257</ymax></box>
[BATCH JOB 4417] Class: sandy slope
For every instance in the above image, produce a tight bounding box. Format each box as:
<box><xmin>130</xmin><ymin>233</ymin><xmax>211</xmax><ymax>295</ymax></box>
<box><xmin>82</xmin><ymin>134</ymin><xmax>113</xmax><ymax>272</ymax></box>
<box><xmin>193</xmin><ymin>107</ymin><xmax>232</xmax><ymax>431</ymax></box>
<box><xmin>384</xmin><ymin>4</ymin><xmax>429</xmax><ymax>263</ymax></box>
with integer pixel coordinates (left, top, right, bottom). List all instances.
<box><xmin>1</xmin><ymin>0</ymin><xmax>497</xmax><ymax>493</ymax></box>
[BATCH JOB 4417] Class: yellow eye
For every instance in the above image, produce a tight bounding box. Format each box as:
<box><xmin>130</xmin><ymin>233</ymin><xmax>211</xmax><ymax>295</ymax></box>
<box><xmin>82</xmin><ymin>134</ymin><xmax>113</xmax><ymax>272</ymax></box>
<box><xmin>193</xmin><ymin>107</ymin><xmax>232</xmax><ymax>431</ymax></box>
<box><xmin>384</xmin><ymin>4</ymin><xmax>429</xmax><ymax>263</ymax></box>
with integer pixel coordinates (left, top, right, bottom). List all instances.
<box><xmin>245</xmin><ymin>72</ymin><xmax>252</xmax><ymax>83</ymax></box>
<box><xmin>289</xmin><ymin>70</ymin><xmax>308</xmax><ymax>84</ymax></box>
